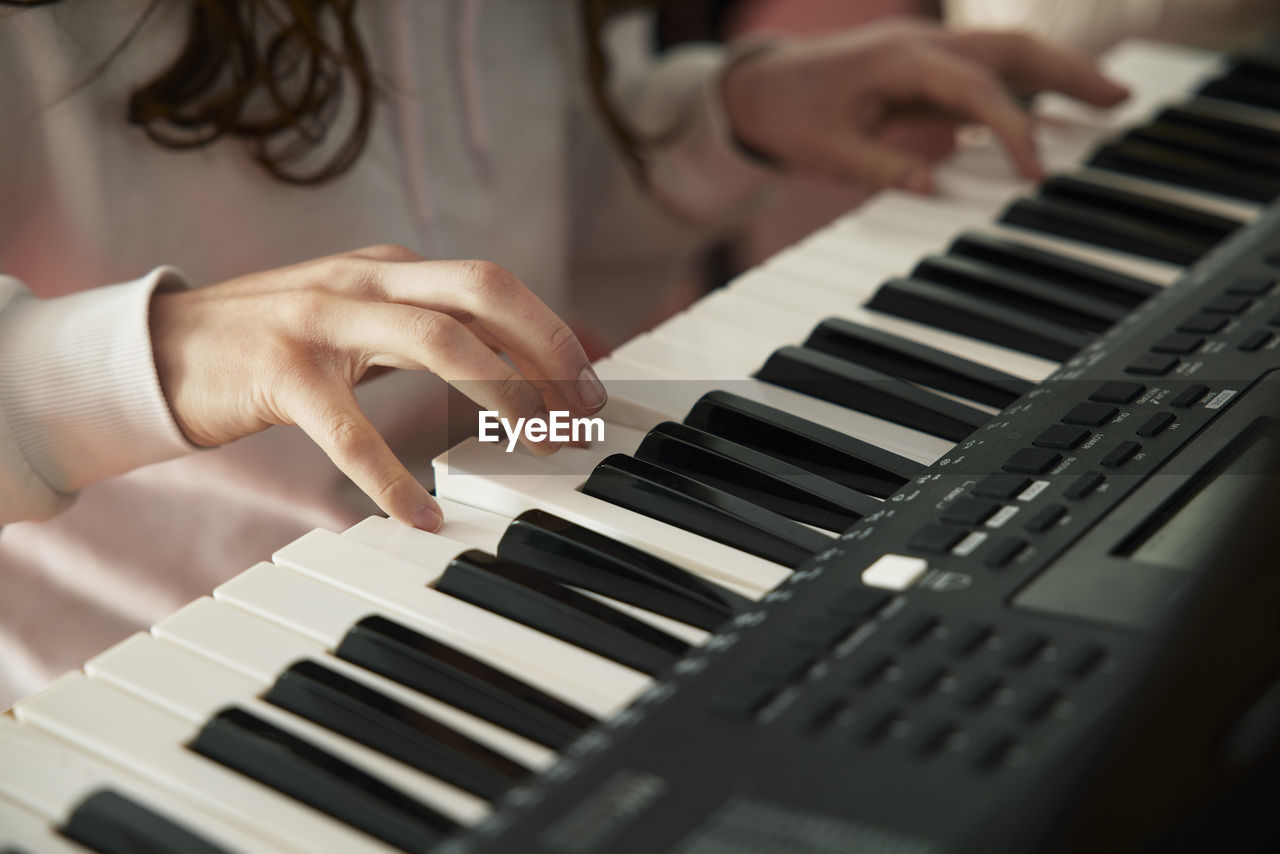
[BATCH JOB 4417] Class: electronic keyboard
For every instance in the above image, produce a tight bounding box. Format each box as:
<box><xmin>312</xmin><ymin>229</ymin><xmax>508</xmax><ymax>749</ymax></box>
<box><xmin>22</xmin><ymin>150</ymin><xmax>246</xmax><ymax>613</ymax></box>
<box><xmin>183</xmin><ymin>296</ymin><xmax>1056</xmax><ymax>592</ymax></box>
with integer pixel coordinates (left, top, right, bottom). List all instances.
<box><xmin>5</xmin><ymin>40</ymin><xmax>1280</xmax><ymax>854</ymax></box>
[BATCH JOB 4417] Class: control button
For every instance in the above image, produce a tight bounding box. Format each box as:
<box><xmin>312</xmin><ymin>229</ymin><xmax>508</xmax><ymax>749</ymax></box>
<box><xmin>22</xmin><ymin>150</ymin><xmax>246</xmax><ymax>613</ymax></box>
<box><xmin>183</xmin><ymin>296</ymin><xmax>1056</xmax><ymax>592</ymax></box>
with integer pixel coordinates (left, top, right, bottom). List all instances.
<box><xmin>1226</xmin><ymin>275</ymin><xmax>1275</xmax><ymax>296</ymax></box>
<box><xmin>972</xmin><ymin>474</ymin><xmax>1031</xmax><ymax>500</ymax></box>
<box><xmin>1032</xmin><ymin>424</ymin><xmax>1090</xmax><ymax>450</ymax></box>
<box><xmin>1025</xmin><ymin>503</ymin><xmax>1067</xmax><ymax>533</ymax></box>
<box><xmin>1062</xmin><ymin>402</ymin><xmax>1118</xmax><ymax>426</ymax></box>
<box><xmin>1238</xmin><ymin>330</ymin><xmax>1273</xmax><ymax>352</ymax></box>
<box><xmin>1202</xmin><ymin>296</ymin><xmax>1252</xmax><ymax>315</ymax></box>
<box><xmin>941</xmin><ymin>497</ymin><xmax>1001</xmax><ymax>526</ymax></box>
<box><xmin>1089</xmin><ymin>381</ymin><xmax>1145</xmax><ymax>404</ymax></box>
<box><xmin>1063</xmin><ymin>472</ymin><xmax>1106</xmax><ymax>500</ymax></box>
<box><xmin>1003</xmin><ymin>448</ymin><xmax>1062</xmax><ymax>475</ymax></box>
<box><xmin>1062</xmin><ymin>644</ymin><xmax>1108</xmax><ymax>679</ymax></box>
<box><xmin>1170</xmin><ymin>384</ymin><xmax>1209</xmax><ymax>409</ymax></box>
<box><xmin>1124</xmin><ymin>354</ymin><xmax>1179</xmax><ymax>376</ymax></box>
<box><xmin>863</xmin><ymin>553</ymin><xmax>930</xmax><ymax>589</ymax></box>
<box><xmin>1136</xmin><ymin>412</ymin><xmax>1175</xmax><ymax>437</ymax></box>
<box><xmin>976</xmin><ymin>734</ymin><xmax>1025</xmax><ymax>770</ymax></box>
<box><xmin>1177</xmin><ymin>313</ymin><xmax>1228</xmax><ymax>334</ymax></box>
<box><xmin>953</xmin><ymin>624</ymin><xmax>1001</xmax><ymax>657</ymax></box>
<box><xmin>1005</xmin><ymin>635</ymin><xmax>1053</xmax><ymax>668</ymax></box>
<box><xmin>1150</xmin><ymin>333</ymin><xmax>1204</xmax><ymax>354</ymax></box>
<box><xmin>985</xmin><ymin>538</ymin><xmax>1027</xmax><ymax>569</ymax></box>
<box><xmin>1101</xmin><ymin>440</ymin><xmax>1142</xmax><ymax>469</ymax></box>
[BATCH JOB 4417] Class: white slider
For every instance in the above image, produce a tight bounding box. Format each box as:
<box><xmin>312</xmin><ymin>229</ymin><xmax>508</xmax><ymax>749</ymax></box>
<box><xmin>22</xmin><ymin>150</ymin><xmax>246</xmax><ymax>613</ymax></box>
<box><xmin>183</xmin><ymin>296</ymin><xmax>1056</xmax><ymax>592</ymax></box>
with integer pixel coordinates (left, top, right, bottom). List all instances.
<box><xmin>434</xmin><ymin>437</ymin><xmax>786</xmax><ymax>596</ymax></box>
<box><xmin>153</xmin><ymin>596</ymin><xmax>555</xmax><ymax>771</ymax></box>
<box><xmin>84</xmin><ymin>633</ymin><xmax>490</xmax><ymax>827</ymax></box>
<box><xmin>14</xmin><ymin>673</ymin><xmax>399</xmax><ymax>854</ymax></box>
<box><xmin>270</xmin><ymin>531</ymin><xmax>653</xmax><ymax>710</ymax></box>
<box><xmin>214</xmin><ymin>562</ymin><xmax>635</xmax><ymax>718</ymax></box>
<box><xmin>0</xmin><ymin>717</ymin><xmax>291</xmax><ymax>854</ymax></box>
<box><xmin>0</xmin><ymin>795</ymin><xmax>90</xmax><ymax>854</ymax></box>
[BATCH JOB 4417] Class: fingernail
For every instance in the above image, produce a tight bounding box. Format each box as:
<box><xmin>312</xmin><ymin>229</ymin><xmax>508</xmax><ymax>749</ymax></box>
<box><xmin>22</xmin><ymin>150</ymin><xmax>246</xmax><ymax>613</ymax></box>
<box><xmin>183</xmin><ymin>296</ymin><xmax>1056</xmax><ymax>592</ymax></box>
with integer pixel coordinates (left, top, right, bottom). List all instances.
<box><xmin>410</xmin><ymin>503</ymin><xmax>442</xmax><ymax>532</ymax></box>
<box><xmin>577</xmin><ymin>365</ymin><xmax>607</xmax><ymax>410</ymax></box>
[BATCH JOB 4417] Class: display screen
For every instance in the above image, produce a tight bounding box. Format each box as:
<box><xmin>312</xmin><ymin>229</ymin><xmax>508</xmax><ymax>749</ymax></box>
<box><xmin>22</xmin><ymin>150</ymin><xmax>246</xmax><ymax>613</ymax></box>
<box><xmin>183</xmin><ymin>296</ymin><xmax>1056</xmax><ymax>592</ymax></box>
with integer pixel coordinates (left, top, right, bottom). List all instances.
<box><xmin>1124</xmin><ymin>423</ymin><xmax>1280</xmax><ymax>571</ymax></box>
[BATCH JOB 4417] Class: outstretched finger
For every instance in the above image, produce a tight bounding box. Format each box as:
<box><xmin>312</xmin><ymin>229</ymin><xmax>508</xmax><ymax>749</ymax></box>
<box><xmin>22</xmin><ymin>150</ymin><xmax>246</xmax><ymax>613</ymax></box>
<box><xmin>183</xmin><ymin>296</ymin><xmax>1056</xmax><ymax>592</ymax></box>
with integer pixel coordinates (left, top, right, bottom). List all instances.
<box><xmin>287</xmin><ymin>380</ymin><xmax>443</xmax><ymax>531</ymax></box>
<box><xmin>942</xmin><ymin>31</ymin><xmax>1130</xmax><ymax>106</ymax></box>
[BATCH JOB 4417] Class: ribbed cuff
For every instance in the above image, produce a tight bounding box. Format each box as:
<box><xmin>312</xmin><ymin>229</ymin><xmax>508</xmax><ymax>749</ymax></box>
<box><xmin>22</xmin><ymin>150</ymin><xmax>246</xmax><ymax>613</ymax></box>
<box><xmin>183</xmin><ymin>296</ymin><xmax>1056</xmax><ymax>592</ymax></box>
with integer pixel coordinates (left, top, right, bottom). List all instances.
<box><xmin>0</xmin><ymin>268</ymin><xmax>199</xmax><ymax>499</ymax></box>
<box><xmin>638</xmin><ymin>44</ymin><xmax>780</xmax><ymax>223</ymax></box>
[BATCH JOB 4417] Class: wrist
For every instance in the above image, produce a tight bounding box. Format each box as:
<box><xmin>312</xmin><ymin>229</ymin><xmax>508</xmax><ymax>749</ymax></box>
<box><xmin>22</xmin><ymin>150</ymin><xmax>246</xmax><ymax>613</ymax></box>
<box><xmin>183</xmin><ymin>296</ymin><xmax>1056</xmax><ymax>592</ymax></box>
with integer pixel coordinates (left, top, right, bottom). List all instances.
<box><xmin>719</xmin><ymin>36</ymin><xmax>787</xmax><ymax>169</ymax></box>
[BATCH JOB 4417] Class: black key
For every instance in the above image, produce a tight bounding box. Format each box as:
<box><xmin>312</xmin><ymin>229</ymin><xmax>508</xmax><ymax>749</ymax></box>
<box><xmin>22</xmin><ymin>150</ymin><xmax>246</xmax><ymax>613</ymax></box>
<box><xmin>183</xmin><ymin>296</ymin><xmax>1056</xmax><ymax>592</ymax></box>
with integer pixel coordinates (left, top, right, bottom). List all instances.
<box><xmin>1102</xmin><ymin>441</ymin><xmax>1142</xmax><ymax>468</ymax></box>
<box><xmin>1136</xmin><ymin>413</ymin><xmax>1175</xmax><ymax>437</ymax></box>
<box><xmin>61</xmin><ymin>790</ymin><xmax>227</xmax><ymax>854</ymax></box>
<box><xmin>911</xmin><ymin>253</ymin><xmax>1126</xmax><ymax>333</ymax></box>
<box><xmin>803</xmin><ymin>317</ymin><xmax>1032</xmax><ymax>408</ymax></box>
<box><xmin>684</xmin><ymin>391</ymin><xmax>920</xmax><ymax>498</ymax></box>
<box><xmin>1150</xmin><ymin>333</ymin><xmax>1203</xmax><ymax>354</ymax></box>
<box><xmin>335</xmin><ymin>615</ymin><xmax>594</xmax><ymax>749</ymax></box>
<box><xmin>1032</xmin><ymin>424</ymin><xmax>1089</xmax><ymax>450</ymax></box>
<box><xmin>497</xmin><ymin>510</ymin><xmax>748</xmax><ymax>632</ymax></box>
<box><xmin>263</xmin><ymin>660</ymin><xmax>528</xmax><ymax>801</ymax></box>
<box><xmin>867</xmin><ymin>277</ymin><xmax>1091</xmax><ymax>361</ymax></box>
<box><xmin>1062</xmin><ymin>402</ymin><xmax>1117</xmax><ymax>427</ymax></box>
<box><xmin>1239</xmin><ymin>330</ymin><xmax>1273</xmax><ymax>352</ymax></box>
<box><xmin>1004</xmin><ymin>448</ymin><xmax>1061</xmax><ymax>475</ymax></box>
<box><xmin>1090</xmin><ymin>382</ymin><xmax>1145</xmax><ymax>404</ymax></box>
<box><xmin>1158</xmin><ymin>101</ymin><xmax>1280</xmax><ymax>151</ymax></box>
<box><xmin>948</xmin><ymin>231</ymin><xmax>1158</xmax><ymax>308</ymax></box>
<box><xmin>435</xmin><ymin>550</ymin><xmax>687</xmax><ymax>676</ymax></box>
<box><xmin>1042</xmin><ymin>174</ymin><xmax>1239</xmax><ymax>250</ymax></box>
<box><xmin>1177</xmin><ymin>313</ymin><xmax>1228</xmax><ymax>334</ymax></box>
<box><xmin>1126</xmin><ymin>119</ymin><xmax>1280</xmax><ymax>178</ymax></box>
<box><xmin>1090</xmin><ymin>138</ymin><xmax>1280</xmax><ymax>204</ymax></box>
<box><xmin>634</xmin><ymin>422</ymin><xmax>879</xmax><ymax>532</ymax></box>
<box><xmin>1171</xmin><ymin>384</ymin><xmax>1210</xmax><ymax>409</ymax></box>
<box><xmin>755</xmin><ymin>346</ymin><xmax>988</xmax><ymax>442</ymax></box>
<box><xmin>1001</xmin><ymin>195</ymin><xmax>1213</xmax><ymax>266</ymax></box>
<box><xmin>1064</xmin><ymin>472</ymin><xmax>1106</xmax><ymax>500</ymax></box>
<box><xmin>1124</xmin><ymin>354</ymin><xmax>1179</xmax><ymax>376</ymax></box>
<box><xmin>583</xmin><ymin>454</ymin><xmax>831</xmax><ymax>568</ymax></box>
<box><xmin>1199</xmin><ymin>57</ymin><xmax>1280</xmax><ymax>112</ymax></box>
<box><xmin>972</xmin><ymin>474</ymin><xmax>1030</xmax><ymax>500</ymax></box>
<box><xmin>190</xmin><ymin>708</ymin><xmax>456</xmax><ymax>853</ymax></box>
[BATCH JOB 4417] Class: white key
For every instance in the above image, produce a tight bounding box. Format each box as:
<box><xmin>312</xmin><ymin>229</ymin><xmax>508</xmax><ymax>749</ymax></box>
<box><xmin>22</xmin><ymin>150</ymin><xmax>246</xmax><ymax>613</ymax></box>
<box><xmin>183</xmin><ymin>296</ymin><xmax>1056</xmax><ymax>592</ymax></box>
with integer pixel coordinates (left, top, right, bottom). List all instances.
<box><xmin>15</xmin><ymin>673</ymin><xmax>398</xmax><ymax>854</ymax></box>
<box><xmin>345</xmin><ymin>498</ymin><xmax>509</xmax><ymax>554</ymax></box>
<box><xmin>215</xmin><ymin>562</ymin><xmax>635</xmax><ymax>718</ymax></box>
<box><xmin>153</xmin><ymin>597</ymin><xmax>555</xmax><ymax>771</ymax></box>
<box><xmin>594</xmin><ymin>355</ymin><xmax>951</xmax><ymax>464</ymax></box>
<box><xmin>435</xmin><ymin>438</ymin><xmax>785</xmax><ymax>596</ymax></box>
<box><xmin>0</xmin><ymin>717</ymin><xmax>289</xmax><ymax>854</ymax></box>
<box><xmin>85</xmin><ymin>633</ymin><xmax>490</xmax><ymax>826</ymax></box>
<box><xmin>0</xmin><ymin>796</ymin><xmax>90</xmax><ymax>854</ymax></box>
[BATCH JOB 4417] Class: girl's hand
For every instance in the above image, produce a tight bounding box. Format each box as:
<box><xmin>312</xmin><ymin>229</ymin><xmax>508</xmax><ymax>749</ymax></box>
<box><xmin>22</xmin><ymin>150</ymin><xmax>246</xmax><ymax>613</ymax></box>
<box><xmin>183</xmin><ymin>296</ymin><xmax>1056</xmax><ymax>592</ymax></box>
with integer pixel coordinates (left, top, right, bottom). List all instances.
<box><xmin>150</xmin><ymin>244</ymin><xmax>606</xmax><ymax>531</ymax></box>
<box><xmin>721</xmin><ymin>20</ymin><xmax>1130</xmax><ymax>193</ymax></box>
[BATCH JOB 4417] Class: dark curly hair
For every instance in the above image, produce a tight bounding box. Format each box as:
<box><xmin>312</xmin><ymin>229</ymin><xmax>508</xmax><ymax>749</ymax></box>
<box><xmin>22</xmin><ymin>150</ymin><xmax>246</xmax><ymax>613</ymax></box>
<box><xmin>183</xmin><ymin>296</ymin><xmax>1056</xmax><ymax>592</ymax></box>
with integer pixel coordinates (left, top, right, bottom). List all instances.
<box><xmin>2</xmin><ymin>0</ymin><xmax>665</xmax><ymax>184</ymax></box>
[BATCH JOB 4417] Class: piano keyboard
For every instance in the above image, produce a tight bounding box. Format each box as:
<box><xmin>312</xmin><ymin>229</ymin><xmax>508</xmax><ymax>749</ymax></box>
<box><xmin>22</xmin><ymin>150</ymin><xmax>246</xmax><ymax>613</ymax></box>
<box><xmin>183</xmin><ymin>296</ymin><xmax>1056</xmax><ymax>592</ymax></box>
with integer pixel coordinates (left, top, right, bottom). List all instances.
<box><xmin>5</xmin><ymin>39</ymin><xmax>1280</xmax><ymax>854</ymax></box>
